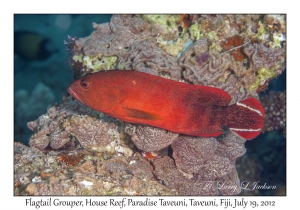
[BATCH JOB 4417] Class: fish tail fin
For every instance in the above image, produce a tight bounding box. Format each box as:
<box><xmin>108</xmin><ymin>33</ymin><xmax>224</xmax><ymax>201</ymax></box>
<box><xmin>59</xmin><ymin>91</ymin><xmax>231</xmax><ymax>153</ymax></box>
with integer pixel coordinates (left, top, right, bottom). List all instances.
<box><xmin>225</xmin><ymin>98</ymin><xmax>265</xmax><ymax>140</ymax></box>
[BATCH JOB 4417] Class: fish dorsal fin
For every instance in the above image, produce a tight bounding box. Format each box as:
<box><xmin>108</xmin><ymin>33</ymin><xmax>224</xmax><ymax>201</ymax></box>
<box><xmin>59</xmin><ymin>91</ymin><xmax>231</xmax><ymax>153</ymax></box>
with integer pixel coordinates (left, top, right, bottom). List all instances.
<box><xmin>181</xmin><ymin>85</ymin><xmax>232</xmax><ymax>107</ymax></box>
<box><xmin>198</xmin><ymin>86</ymin><xmax>232</xmax><ymax>106</ymax></box>
<box><xmin>122</xmin><ymin>106</ymin><xmax>162</xmax><ymax>120</ymax></box>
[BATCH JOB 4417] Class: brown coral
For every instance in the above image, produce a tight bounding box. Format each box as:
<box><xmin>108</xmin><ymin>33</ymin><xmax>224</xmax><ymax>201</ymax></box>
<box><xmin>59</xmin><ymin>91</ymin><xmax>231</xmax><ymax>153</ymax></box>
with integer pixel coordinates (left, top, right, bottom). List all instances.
<box><xmin>124</xmin><ymin>123</ymin><xmax>178</xmax><ymax>152</ymax></box>
<box><xmin>122</xmin><ymin>40</ymin><xmax>182</xmax><ymax>81</ymax></box>
<box><xmin>243</xmin><ymin>43</ymin><xmax>285</xmax><ymax>72</ymax></box>
<box><xmin>63</xmin><ymin>115</ymin><xmax>117</xmax><ymax>150</ymax></box>
<box><xmin>28</xmin><ymin>130</ymin><xmax>50</xmax><ymax>150</ymax></box>
<box><xmin>152</xmin><ymin>156</ymin><xmax>219</xmax><ymax>196</ymax></box>
<box><xmin>76</xmin><ymin>15</ymin><xmax>152</xmax><ymax>58</ymax></box>
<box><xmin>57</xmin><ymin>154</ymin><xmax>85</xmax><ymax>166</ymax></box>
<box><xmin>101</xmin><ymin>154</ymin><xmax>154</xmax><ymax>180</ymax></box>
<box><xmin>221</xmin><ymin>35</ymin><xmax>245</xmax><ymax>61</ymax></box>
<box><xmin>28</xmin><ymin>97</ymin><xmax>120</xmax><ymax>151</ymax></box>
<box><xmin>153</xmin><ymin>130</ymin><xmax>245</xmax><ymax>195</ymax></box>
<box><xmin>153</xmin><ymin>156</ymin><xmax>190</xmax><ymax>191</ymax></box>
<box><xmin>263</xmin><ymin>15</ymin><xmax>286</xmax><ymax>33</ymax></box>
<box><xmin>71</xmin><ymin>15</ymin><xmax>155</xmax><ymax>78</ymax></box>
<box><xmin>171</xmin><ymin>136</ymin><xmax>218</xmax><ymax>173</ymax></box>
<box><xmin>14</xmin><ymin>142</ymin><xmax>175</xmax><ymax>196</ymax></box>
<box><xmin>179</xmin><ymin>39</ymin><xmax>285</xmax><ymax>103</ymax></box>
<box><xmin>178</xmin><ymin>38</ymin><xmax>250</xmax><ymax>103</ymax></box>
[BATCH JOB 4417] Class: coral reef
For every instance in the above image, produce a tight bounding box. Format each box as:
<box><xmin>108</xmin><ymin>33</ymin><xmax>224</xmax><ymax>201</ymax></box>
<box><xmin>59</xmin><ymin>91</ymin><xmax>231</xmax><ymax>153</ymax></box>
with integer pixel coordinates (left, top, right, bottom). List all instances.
<box><xmin>152</xmin><ymin>130</ymin><xmax>245</xmax><ymax>195</ymax></box>
<box><xmin>14</xmin><ymin>142</ymin><xmax>175</xmax><ymax>196</ymax></box>
<box><xmin>122</xmin><ymin>41</ymin><xmax>182</xmax><ymax>81</ymax></box>
<box><xmin>179</xmin><ymin>39</ymin><xmax>285</xmax><ymax>103</ymax></box>
<box><xmin>69</xmin><ymin>15</ymin><xmax>154</xmax><ymax>78</ymax></box>
<box><xmin>261</xmin><ymin>91</ymin><xmax>286</xmax><ymax>133</ymax></box>
<box><xmin>22</xmin><ymin>96</ymin><xmax>246</xmax><ymax>195</ymax></box>
<box><xmin>15</xmin><ymin>14</ymin><xmax>286</xmax><ymax>196</ymax></box>
<box><xmin>124</xmin><ymin>123</ymin><xmax>178</xmax><ymax>152</ymax></box>
<box><xmin>68</xmin><ymin>14</ymin><xmax>285</xmax><ymax>103</ymax></box>
<box><xmin>27</xmin><ymin>97</ymin><xmax>123</xmax><ymax>152</ymax></box>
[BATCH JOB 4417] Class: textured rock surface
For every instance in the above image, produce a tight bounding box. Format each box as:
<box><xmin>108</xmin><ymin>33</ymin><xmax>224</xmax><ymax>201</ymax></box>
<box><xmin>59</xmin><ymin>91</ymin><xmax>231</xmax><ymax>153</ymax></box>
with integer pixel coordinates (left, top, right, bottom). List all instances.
<box><xmin>28</xmin><ymin>97</ymin><xmax>122</xmax><ymax>152</ymax></box>
<box><xmin>171</xmin><ymin>136</ymin><xmax>218</xmax><ymax>173</ymax></box>
<box><xmin>14</xmin><ymin>142</ymin><xmax>175</xmax><ymax>196</ymax></box>
<box><xmin>152</xmin><ymin>130</ymin><xmax>245</xmax><ymax>195</ymax></box>
<box><xmin>124</xmin><ymin>123</ymin><xmax>178</xmax><ymax>152</ymax></box>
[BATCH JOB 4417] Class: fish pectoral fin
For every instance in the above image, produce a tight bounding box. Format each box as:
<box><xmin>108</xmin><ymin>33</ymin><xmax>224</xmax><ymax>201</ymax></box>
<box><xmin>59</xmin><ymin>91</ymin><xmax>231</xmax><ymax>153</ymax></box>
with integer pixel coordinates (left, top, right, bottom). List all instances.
<box><xmin>122</xmin><ymin>106</ymin><xmax>162</xmax><ymax>120</ymax></box>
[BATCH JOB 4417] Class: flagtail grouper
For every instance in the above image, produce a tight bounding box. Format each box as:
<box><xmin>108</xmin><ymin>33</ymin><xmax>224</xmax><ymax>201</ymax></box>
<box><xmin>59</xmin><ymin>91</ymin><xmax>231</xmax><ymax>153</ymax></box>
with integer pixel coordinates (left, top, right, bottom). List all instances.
<box><xmin>67</xmin><ymin>70</ymin><xmax>264</xmax><ymax>140</ymax></box>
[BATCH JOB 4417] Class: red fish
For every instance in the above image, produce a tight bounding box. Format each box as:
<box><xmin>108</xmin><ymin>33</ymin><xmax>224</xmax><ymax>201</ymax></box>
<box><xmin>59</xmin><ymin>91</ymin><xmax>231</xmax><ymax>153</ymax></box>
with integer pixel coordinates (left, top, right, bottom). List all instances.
<box><xmin>67</xmin><ymin>70</ymin><xmax>264</xmax><ymax>140</ymax></box>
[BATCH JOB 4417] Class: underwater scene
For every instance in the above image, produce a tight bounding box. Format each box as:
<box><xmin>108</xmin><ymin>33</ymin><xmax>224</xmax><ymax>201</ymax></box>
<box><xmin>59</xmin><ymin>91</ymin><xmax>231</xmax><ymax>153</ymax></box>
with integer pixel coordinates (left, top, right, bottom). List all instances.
<box><xmin>14</xmin><ymin>14</ymin><xmax>286</xmax><ymax>196</ymax></box>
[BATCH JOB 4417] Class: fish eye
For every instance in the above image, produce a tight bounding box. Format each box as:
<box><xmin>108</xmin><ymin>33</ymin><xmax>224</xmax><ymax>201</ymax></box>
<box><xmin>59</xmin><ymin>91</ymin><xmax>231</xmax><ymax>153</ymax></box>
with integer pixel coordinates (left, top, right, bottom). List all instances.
<box><xmin>80</xmin><ymin>79</ymin><xmax>90</xmax><ymax>89</ymax></box>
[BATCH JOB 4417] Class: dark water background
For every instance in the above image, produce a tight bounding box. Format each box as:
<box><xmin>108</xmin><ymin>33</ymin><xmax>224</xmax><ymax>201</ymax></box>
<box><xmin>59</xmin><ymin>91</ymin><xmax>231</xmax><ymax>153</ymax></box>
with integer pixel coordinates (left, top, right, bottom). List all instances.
<box><xmin>241</xmin><ymin>71</ymin><xmax>286</xmax><ymax>195</ymax></box>
<box><xmin>14</xmin><ymin>14</ymin><xmax>112</xmax><ymax>144</ymax></box>
<box><xmin>14</xmin><ymin>14</ymin><xmax>286</xmax><ymax>196</ymax></box>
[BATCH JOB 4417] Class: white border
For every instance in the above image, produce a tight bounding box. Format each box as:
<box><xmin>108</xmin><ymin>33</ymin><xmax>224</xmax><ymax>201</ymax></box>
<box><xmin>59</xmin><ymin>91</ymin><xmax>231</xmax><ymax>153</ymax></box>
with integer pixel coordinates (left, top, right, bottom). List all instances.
<box><xmin>3</xmin><ymin>1</ymin><xmax>296</xmax><ymax>209</ymax></box>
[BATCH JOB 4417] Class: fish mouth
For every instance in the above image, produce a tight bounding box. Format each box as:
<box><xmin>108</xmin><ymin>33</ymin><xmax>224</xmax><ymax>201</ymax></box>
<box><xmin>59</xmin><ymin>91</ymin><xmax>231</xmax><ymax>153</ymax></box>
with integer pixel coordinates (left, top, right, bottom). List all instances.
<box><xmin>67</xmin><ymin>86</ymin><xmax>85</xmax><ymax>105</ymax></box>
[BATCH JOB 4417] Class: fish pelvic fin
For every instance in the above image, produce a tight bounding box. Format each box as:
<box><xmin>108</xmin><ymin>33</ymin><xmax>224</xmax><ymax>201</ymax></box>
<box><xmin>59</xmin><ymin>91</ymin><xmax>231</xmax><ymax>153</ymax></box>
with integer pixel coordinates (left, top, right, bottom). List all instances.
<box><xmin>225</xmin><ymin>98</ymin><xmax>265</xmax><ymax>140</ymax></box>
<box><xmin>122</xmin><ymin>106</ymin><xmax>162</xmax><ymax>121</ymax></box>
